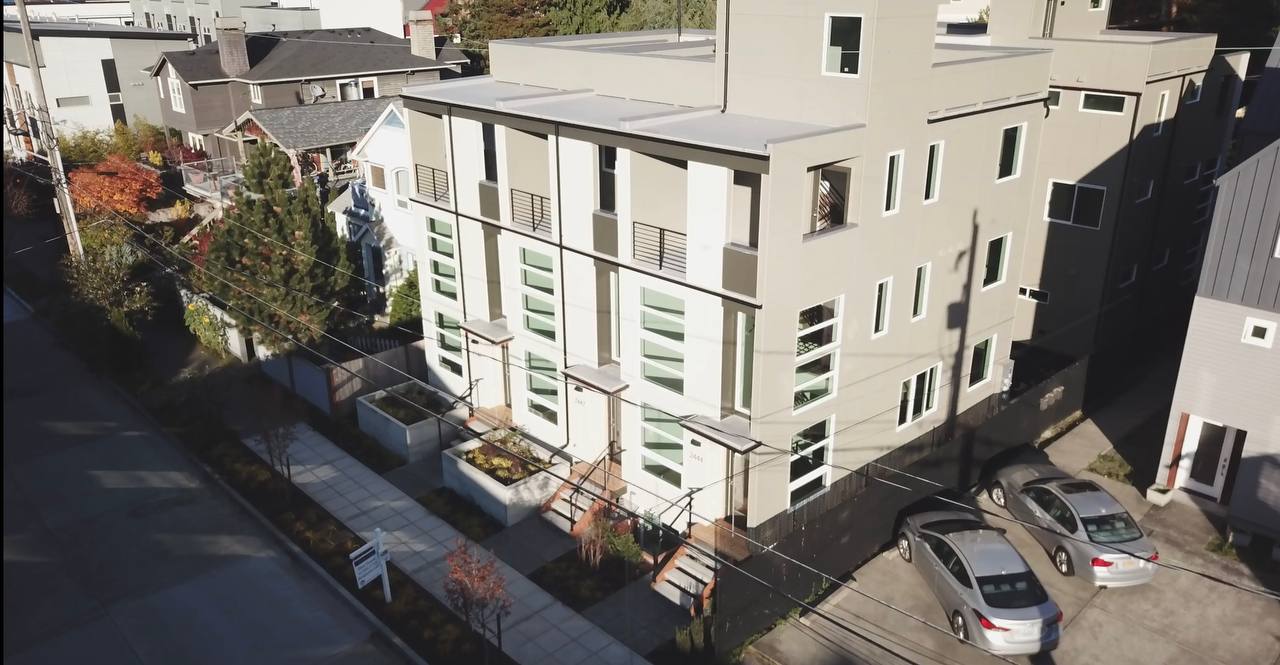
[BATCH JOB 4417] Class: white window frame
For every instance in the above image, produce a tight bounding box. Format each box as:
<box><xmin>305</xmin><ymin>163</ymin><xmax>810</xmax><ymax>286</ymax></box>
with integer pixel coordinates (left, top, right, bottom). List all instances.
<box><xmin>1080</xmin><ymin>92</ymin><xmax>1127</xmax><ymax>115</ymax></box>
<box><xmin>794</xmin><ymin>297</ymin><xmax>842</xmax><ymax>413</ymax></box>
<box><xmin>1153</xmin><ymin>247</ymin><xmax>1170</xmax><ymax>269</ymax></box>
<box><xmin>1047</xmin><ymin>88</ymin><xmax>1062</xmax><ymax>108</ymax></box>
<box><xmin>1044</xmin><ymin>180</ymin><xmax>1107</xmax><ymax>229</ymax></box>
<box><xmin>393</xmin><ymin>168</ymin><xmax>411</xmax><ymax>210</ymax></box>
<box><xmin>1135</xmin><ymin>178</ymin><xmax>1154</xmax><ymax>203</ymax></box>
<box><xmin>1117</xmin><ymin>263</ymin><xmax>1138</xmax><ymax>288</ymax></box>
<box><xmin>433</xmin><ymin>311</ymin><xmax>465</xmax><ymax>376</ymax></box>
<box><xmin>734</xmin><ymin>311</ymin><xmax>754</xmax><ymax>415</ymax></box>
<box><xmin>872</xmin><ymin>277</ymin><xmax>891</xmax><ymax>337</ymax></box>
<box><xmin>1018</xmin><ymin>286</ymin><xmax>1050</xmax><ymax>304</ymax></box>
<box><xmin>788</xmin><ymin>417</ymin><xmax>833</xmax><ymax>509</ymax></box>
<box><xmin>525</xmin><ymin>351</ymin><xmax>560</xmax><ymax>424</ymax></box>
<box><xmin>911</xmin><ymin>263</ymin><xmax>930</xmax><ymax>322</ymax></box>
<box><xmin>1153</xmin><ymin>90</ymin><xmax>1170</xmax><ymax>136</ymax></box>
<box><xmin>519</xmin><ymin>247</ymin><xmax>558</xmax><ymax>342</ymax></box>
<box><xmin>640</xmin><ymin>404</ymin><xmax>683</xmax><ymax>488</ymax></box>
<box><xmin>1089</xmin><ymin>0</ymin><xmax>1107</xmax><ymax>11</ymax></box>
<box><xmin>426</xmin><ymin>218</ymin><xmax>459</xmax><ymax>302</ymax></box>
<box><xmin>639</xmin><ymin>287</ymin><xmax>685</xmax><ymax>395</ymax></box>
<box><xmin>368</xmin><ymin>163</ymin><xmax>386</xmax><ymax>190</ymax></box>
<box><xmin>186</xmin><ymin>132</ymin><xmax>205</xmax><ymax>151</ymax></box>
<box><xmin>609</xmin><ymin>271</ymin><xmax>620</xmax><ymax>362</ymax></box>
<box><xmin>1241</xmin><ymin>317</ymin><xmax>1277</xmax><ymax>349</ymax></box>
<box><xmin>337</xmin><ymin>77</ymin><xmax>380</xmax><ymax>100</ymax></box>
<box><xmin>923</xmin><ymin>141</ymin><xmax>943</xmax><ymax>204</ymax></box>
<box><xmin>167</xmin><ymin>65</ymin><xmax>184</xmax><ymax>113</ymax></box>
<box><xmin>820</xmin><ymin>13</ymin><xmax>864</xmax><ymax>78</ymax></box>
<box><xmin>995</xmin><ymin>123</ymin><xmax>1026</xmax><ymax>183</ymax></box>
<box><xmin>981</xmin><ymin>233</ymin><xmax>1011</xmax><ymax>291</ymax></box>
<box><xmin>883</xmin><ymin>150</ymin><xmax>904</xmax><ymax>216</ymax></box>
<box><xmin>967</xmin><ymin>335</ymin><xmax>997</xmax><ymax>391</ymax></box>
<box><xmin>249</xmin><ymin>83</ymin><xmax>262</xmax><ymax>104</ymax></box>
<box><xmin>897</xmin><ymin>363</ymin><xmax>941</xmax><ymax>430</ymax></box>
<box><xmin>1185</xmin><ymin>77</ymin><xmax>1202</xmax><ymax>104</ymax></box>
<box><xmin>157</xmin><ymin>74</ymin><xmax>164</xmax><ymax>99</ymax></box>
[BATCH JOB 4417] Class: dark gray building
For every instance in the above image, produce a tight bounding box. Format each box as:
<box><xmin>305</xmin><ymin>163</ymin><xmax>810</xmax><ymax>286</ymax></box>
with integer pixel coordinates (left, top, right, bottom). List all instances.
<box><xmin>148</xmin><ymin>13</ymin><xmax>464</xmax><ymax>159</ymax></box>
<box><xmin>1156</xmin><ymin>137</ymin><xmax>1280</xmax><ymax>543</ymax></box>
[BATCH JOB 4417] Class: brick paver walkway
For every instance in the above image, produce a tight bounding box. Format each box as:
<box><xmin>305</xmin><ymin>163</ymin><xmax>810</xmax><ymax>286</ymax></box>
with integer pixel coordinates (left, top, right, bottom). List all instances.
<box><xmin>245</xmin><ymin>425</ymin><xmax>649</xmax><ymax>665</ymax></box>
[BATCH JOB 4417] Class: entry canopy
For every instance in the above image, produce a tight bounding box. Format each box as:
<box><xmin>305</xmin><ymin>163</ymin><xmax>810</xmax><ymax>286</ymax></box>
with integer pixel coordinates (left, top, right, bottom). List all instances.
<box><xmin>681</xmin><ymin>413</ymin><xmax>760</xmax><ymax>455</ymax></box>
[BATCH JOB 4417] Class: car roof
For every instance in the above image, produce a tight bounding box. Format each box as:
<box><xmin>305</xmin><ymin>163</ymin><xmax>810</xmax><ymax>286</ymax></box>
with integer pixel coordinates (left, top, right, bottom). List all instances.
<box><xmin>945</xmin><ymin>529</ymin><xmax>1030</xmax><ymax>577</ymax></box>
<box><xmin>1047</xmin><ymin>479</ymin><xmax>1128</xmax><ymax>517</ymax></box>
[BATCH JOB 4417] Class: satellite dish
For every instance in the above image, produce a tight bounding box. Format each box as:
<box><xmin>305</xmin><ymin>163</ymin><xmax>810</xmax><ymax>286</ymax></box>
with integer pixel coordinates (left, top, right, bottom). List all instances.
<box><xmin>309</xmin><ymin>84</ymin><xmax>326</xmax><ymax>102</ymax></box>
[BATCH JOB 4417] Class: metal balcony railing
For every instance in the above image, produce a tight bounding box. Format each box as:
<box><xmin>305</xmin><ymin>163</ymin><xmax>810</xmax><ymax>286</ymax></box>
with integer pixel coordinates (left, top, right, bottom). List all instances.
<box><xmin>179</xmin><ymin>157</ymin><xmax>242</xmax><ymax>202</ymax></box>
<box><xmin>633</xmin><ymin>222</ymin><xmax>687</xmax><ymax>277</ymax></box>
<box><xmin>511</xmin><ymin>188</ymin><xmax>552</xmax><ymax>237</ymax></box>
<box><xmin>415</xmin><ymin>164</ymin><xmax>449</xmax><ymax>204</ymax></box>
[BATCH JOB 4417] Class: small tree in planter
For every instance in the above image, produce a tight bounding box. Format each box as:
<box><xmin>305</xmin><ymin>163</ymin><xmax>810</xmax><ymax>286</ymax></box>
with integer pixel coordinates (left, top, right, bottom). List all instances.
<box><xmin>444</xmin><ymin>539</ymin><xmax>512</xmax><ymax>663</ymax></box>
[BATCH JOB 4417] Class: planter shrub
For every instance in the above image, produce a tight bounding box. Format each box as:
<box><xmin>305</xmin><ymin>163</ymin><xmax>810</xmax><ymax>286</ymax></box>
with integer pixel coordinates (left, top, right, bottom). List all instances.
<box><xmin>356</xmin><ymin>381</ymin><xmax>467</xmax><ymax>462</ymax></box>
<box><xmin>442</xmin><ymin>436</ymin><xmax>569</xmax><ymax>527</ymax></box>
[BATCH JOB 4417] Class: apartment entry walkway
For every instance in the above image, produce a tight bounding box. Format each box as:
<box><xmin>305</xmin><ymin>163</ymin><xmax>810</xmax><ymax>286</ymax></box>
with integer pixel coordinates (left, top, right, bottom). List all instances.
<box><xmin>244</xmin><ymin>425</ymin><xmax>649</xmax><ymax>665</ymax></box>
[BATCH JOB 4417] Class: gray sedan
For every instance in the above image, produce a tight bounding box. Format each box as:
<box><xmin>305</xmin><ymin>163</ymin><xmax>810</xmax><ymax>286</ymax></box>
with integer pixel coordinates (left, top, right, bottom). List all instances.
<box><xmin>897</xmin><ymin>510</ymin><xmax>1062</xmax><ymax>655</ymax></box>
<box><xmin>988</xmin><ymin>464</ymin><xmax>1158</xmax><ymax>587</ymax></box>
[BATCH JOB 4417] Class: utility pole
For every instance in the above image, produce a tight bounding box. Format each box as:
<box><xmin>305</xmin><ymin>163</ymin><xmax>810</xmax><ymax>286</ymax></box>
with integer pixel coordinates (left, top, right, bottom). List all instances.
<box><xmin>14</xmin><ymin>0</ymin><xmax>83</xmax><ymax>260</ymax></box>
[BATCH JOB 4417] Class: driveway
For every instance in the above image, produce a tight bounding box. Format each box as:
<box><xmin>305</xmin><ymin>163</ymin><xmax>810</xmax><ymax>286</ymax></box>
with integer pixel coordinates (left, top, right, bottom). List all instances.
<box><xmin>3</xmin><ymin>292</ymin><xmax>411</xmax><ymax>665</ymax></box>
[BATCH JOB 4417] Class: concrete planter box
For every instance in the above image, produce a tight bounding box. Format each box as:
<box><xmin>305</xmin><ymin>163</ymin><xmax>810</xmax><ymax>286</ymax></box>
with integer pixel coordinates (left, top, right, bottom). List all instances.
<box><xmin>442</xmin><ymin>438</ymin><xmax>569</xmax><ymax>527</ymax></box>
<box><xmin>356</xmin><ymin>382</ymin><xmax>468</xmax><ymax>462</ymax></box>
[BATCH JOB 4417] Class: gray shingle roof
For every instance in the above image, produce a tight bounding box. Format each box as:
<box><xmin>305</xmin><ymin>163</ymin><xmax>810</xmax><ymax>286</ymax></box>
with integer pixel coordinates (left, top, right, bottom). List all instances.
<box><xmin>236</xmin><ymin>98</ymin><xmax>399</xmax><ymax>151</ymax></box>
<box><xmin>157</xmin><ymin>27</ymin><xmax>465</xmax><ymax>84</ymax></box>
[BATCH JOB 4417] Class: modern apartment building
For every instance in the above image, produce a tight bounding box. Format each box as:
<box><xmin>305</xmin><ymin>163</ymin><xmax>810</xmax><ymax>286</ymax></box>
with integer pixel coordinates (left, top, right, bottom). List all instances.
<box><xmin>4</xmin><ymin>1</ymin><xmax>136</xmax><ymax>26</ymax></box>
<box><xmin>131</xmin><ymin>0</ymin><xmax>445</xmax><ymax>41</ymax></box>
<box><xmin>1155</xmin><ymin>138</ymin><xmax>1279</xmax><ymax>545</ymax></box>
<box><xmin>131</xmin><ymin>0</ymin><xmax>258</xmax><ymax>44</ymax></box>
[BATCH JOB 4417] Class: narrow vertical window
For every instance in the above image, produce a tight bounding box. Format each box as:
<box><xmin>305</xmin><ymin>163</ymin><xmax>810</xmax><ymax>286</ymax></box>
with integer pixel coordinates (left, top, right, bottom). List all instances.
<box><xmin>795</xmin><ymin>299</ymin><xmax>840</xmax><ymax>410</ymax></box>
<box><xmin>481</xmin><ymin>122</ymin><xmax>497</xmax><ymax>182</ymax></box>
<box><xmin>789</xmin><ymin>418</ymin><xmax>832</xmax><ymax>507</ymax></box>
<box><xmin>968</xmin><ymin>336</ymin><xmax>995</xmax><ymax>388</ymax></box>
<box><xmin>898</xmin><ymin>365</ymin><xmax>940</xmax><ymax>427</ymax></box>
<box><xmin>883</xmin><ymin>151</ymin><xmax>903</xmax><ymax>215</ymax></box>
<box><xmin>609</xmin><ymin>271</ymin><xmax>620</xmax><ymax>361</ymax></box>
<box><xmin>598</xmin><ymin>145</ymin><xmax>617</xmax><ymax>213</ymax></box>
<box><xmin>997</xmin><ymin>124</ymin><xmax>1023</xmax><ymax>181</ymax></box>
<box><xmin>735</xmin><ymin>312</ymin><xmax>755</xmax><ymax>414</ymax></box>
<box><xmin>873</xmin><ymin>278</ymin><xmax>891</xmax><ymax>337</ymax></box>
<box><xmin>426</xmin><ymin>218</ymin><xmax>459</xmax><ymax>301</ymax></box>
<box><xmin>520</xmin><ymin>247</ymin><xmax>557</xmax><ymax>341</ymax></box>
<box><xmin>982</xmin><ymin>234</ymin><xmax>1010</xmax><ymax>289</ymax></box>
<box><xmin>1153</xmin><ymin>90</ymin><xmax>1169</xmax><ymax>136</ymax></box>
<box><xmin>923</xmin><ymin>141</ymin><xmax>943</xmax><ymax>203</ymax></box>
<box><xmin>434</xmin><ymin>312</ymin><xmax>464</xmax><ymax>375</ymax></box>
<box><xmin>641</xmin><ymin>405</ymin><xmax>683</xmax><ymax>487</ymax></box>
<box><xmin>823</xmin><ymin>15</ymin><xmax>863</xmax><ymax>76</ymax></box>
<box><xmin>911</xmin><ymin>263</ymin><xmax>930</xmax><ymax>321</ymax></box>
<box><xmin>526</xmin><ymin>352</ymin><xmax>559</xmax><ymax>424</ymax></box>
<box><xmin>639</xmin><ymin>288</ymin><xmax>686</xmax><ymax>394</ymax></box>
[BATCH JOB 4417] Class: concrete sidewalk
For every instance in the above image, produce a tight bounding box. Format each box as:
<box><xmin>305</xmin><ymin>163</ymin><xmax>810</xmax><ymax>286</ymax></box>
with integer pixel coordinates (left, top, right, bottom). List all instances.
<box><xmin>245</xmin><ymin>425</ymin><xmax>649</xmax><ymax>665</ymax></box>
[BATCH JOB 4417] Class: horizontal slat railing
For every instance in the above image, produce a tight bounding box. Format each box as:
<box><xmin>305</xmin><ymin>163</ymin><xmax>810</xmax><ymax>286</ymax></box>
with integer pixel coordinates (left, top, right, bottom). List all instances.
<box><xmin>633</xmin><ymin>221</ymin><xmax>687</xmax><ymax>277</ymax></box>
<box><xmin>414</xmin><ymin>164</ymin><xmax>450</xmax><ymax>204</ymax></box>
<box><xmin>511</xmin><ymin>188</ymin><xmax>552</xmax><ymax>237</ymax></box>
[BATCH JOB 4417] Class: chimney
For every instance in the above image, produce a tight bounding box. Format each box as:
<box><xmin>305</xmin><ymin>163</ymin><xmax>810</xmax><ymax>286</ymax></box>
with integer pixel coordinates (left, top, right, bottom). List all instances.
<box><xmin>216</xmin><ymin>18</ymin><xmax>250</xmax><ymax>77</ymax></box>
<box><xmin>407</xmin><ymin>10</ymin><xmax>437</xmax><ymax>60</ymax></box>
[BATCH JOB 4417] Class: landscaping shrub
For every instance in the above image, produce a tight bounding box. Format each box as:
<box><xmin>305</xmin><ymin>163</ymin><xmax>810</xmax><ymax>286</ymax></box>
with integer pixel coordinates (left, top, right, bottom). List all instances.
<box><xmin>417</xmin><ymin>488</ymin><xmax>504</xmax><ymax>542</ymax></box>
<box><xmin>305</xmin><ymin>409</ymin><xmax>404</xmax><ymax>473</ymax></box>
<box><xmin>372</xmin><ymin>382</ymin><xmax>450</xmax><ymax>425</ymax></box>
<box><xmin>184</xmin><ymin>299</ymin><xmax>228</xmax><ymax>356</ymax></box>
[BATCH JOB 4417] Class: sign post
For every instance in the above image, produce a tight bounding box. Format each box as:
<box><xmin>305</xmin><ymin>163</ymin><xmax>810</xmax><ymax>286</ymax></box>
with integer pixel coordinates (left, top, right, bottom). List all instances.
<box><xmin>349</xmin><ymin>528</ymin><xmax>392</xmax><ymax>603</ymax></box>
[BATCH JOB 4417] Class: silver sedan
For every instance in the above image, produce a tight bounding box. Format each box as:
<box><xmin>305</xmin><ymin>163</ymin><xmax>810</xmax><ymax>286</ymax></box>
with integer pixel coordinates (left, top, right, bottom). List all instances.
<box><xmin>897</xmin><ymin>510</ymin><xmax>1062</xmax><ymax>656</ymax></box>
<box><xmin>988</xmin><ymin>464</ymin><xmax>1158</xmax><ymax>587</ymax></box>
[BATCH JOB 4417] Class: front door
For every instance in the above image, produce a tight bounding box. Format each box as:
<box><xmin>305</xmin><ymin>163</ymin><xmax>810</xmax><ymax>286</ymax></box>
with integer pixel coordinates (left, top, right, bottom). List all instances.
<box><xmin>1176</xmin><ymin>416</ymin><xmax>1244</xmax><ymax>501</ymax></box>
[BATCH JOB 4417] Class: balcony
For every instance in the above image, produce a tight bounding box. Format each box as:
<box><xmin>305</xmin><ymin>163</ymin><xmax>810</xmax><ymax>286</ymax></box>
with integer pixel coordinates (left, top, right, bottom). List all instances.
<box><xmin>722</xmin><ymin>243</ymin><xmax>757</xmax><ymax>298</ymax></box>
<box><xmin>633</xmin><ymin>221</ymin><xmax>686</xmax><ymax>277</ymax></box>
<box><xmin>415</xmin><ymin>164</ymin><xmax>449</xmax><ymax>205</ymax></box>
<box><xmin>511</xmin><ymin>188</ymin><xmax>552</xmax><ymax>237</ymax></box>
<box><xmin>179</xmin><ymin>157</ymin><xmax>243</xmax><ymax>203</ymax></box>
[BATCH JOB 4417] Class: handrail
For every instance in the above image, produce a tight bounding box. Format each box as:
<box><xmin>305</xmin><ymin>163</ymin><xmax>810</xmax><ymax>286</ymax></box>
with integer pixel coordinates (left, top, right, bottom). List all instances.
<box><xmin>415</xmin><ymin>164</ymin><xmax>449</xmax><ymax>204</ymax></box>
<box><xmin>511</xmin><ymin>188</ymin><xmax>551</xmax><ymax>236</ymax></box>
<box><xmin>633</xmin><ymin>221</ymin><xmax>687</xmax><ymax>276</ymax></box>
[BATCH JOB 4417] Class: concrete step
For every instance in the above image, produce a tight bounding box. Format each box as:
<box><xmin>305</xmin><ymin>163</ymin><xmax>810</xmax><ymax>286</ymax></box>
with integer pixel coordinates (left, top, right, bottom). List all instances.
<box><xmin>676</xmin><ymin>553</ymin><xmax>716</xmax><ymax>585</ymax></box>
<box><xmin>542</xmin><ymin>506</ymin><xmax>573</xmax><ymax>533</ymax></box>
<box><xmin>664</xmin><ymin>566</ymin><xmax>704</xmax><ymax>597</ymax></box>
<box><xmin>683</xmin><ymin>543</ymin><xmax>718</xmax><ymax>571</ymax></box>
<box><xmin>653</xmin><ymin>577</ymin><xmax>697</xmax><ymax>610</ymax></box>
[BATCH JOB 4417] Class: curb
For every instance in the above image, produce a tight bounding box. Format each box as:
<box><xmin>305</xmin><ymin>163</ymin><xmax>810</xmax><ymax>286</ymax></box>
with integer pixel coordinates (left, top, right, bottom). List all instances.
<box><xmin>4</xmin><ymin>287</ymin><xmax>430</xmax><ymax>665</ymax></box>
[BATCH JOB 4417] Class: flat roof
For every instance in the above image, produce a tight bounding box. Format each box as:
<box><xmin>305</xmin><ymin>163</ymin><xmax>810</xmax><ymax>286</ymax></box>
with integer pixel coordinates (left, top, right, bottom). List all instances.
<box><xmin>1</xmin><ymin>18</ymin><xmax>191</xmax><ymax>40</ymax></box>
<box><xmin>402</xmin><ymin>77</ymin><xmax>841</xmax><ymax>156</ymax></box>
<box><xmin>494</xmin><ymin>29</ymin><xmax>716</xmax><ymax>63</ymax></box>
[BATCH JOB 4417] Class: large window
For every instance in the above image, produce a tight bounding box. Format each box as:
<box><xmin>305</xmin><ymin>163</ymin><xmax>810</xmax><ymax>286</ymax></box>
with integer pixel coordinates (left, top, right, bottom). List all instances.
<box><xmin>822</xmin><ymin>15</ymin><xmax>863</xmax><ymax>76</ymax></box>
<box><xmin>883</xmin><ymin>151</ymin><xmax>903</xmax><ymax>215</ymax></box>
<box><xmin>641</xmin><ymin>405</ymin><xmax>683</xmax><ymax>487</ymax></box>
<box><xmin>898</xmin><ymin>364</ymin><xmax>940</xmax><ymax>427</ymax></box>
<box><xmin>1080</xmin><ymin>92</ymin><xmax>1126</xmax><ymax>115</ymax></box>
<box><xmin>911</xmin><ymin>263</ymin><xmax>930</xmax><ymax>321</ymax></box>
<box><xmin>526</xmin><ymin>352</ymin><xmax>559</xmax><ymax>424</ymax></box>
<box><xmin>996</xmin><ymin>124</ymin><xmax>1024</xmax><ymax>181</ymax></box>
<box><xmin>923</xmin><ymin>141</ymin><xmax>943</xmax><ymax>203</ymax></box>
<box><xmin>520</xmin><ymin>248</ymin><xmax>557</xmax><ymax>341</ymax></box>
<box><xmin>1045</xmin><ymin>181</ymin><xmax>1106</xmax><ymax>229</ymax></box>
<box><xmin>481</xmin><ymin>122</ymin><xmax>498</xmax><ymax>182</ymax></box>
<box><xmin>639</xmin><ymin>288</ymin><xmax>685</xmax><ymax>394</ymax></box>
<box><xmin>982</xmin><ymin>234</ymin><xmax>1010</xmax><ymax>289</ymax></box>
<box><xmin>426</xmin><ymin>218</ymin><xmax>459</xmax><ymax>301</ymax></box>
<box><xmin>434</xmin><ymin>312</ymin><xmax>464</xmax><ymax>376</ymax></box>
<box><xmin>810</xmin><ymin>166</ymin><xmax>850</xmax><ymax>233</ymax></box>
<box><xmin>167</xmin><ymin>65</ymin><xmax>184</xmax><ymax>113</ymax></box>
<box><xmin>598</xmin><ymin>145</ymin><xmax>616</xmax><ymax>213</ymax></box>
<box><xmin>735</xmin><ymin>312</ymin><xmax>755</xmax><ymax>414</ymax></box>
<box><xmin>789</xmin><ymin>418</ymin><xmax>832</xmax><ymax>508</ymax></box>
<box><xmin>872</xmin><ymin>277</ymin><xmax>891</xmax><ymax>336</ymax></box>
<box><xmin>969</xmin><ymin>336</ymin><xmax>995</xmax><ymax>389</ymax></box>
<box><xmin>795</xmin><ymin>298</ymin><xmax>840</xmax><ymax>410</ymax></box>
<box><xmin>393</xmin><ymin>169</ymin><xmax>410</xmax><ymax>209</ymax></box>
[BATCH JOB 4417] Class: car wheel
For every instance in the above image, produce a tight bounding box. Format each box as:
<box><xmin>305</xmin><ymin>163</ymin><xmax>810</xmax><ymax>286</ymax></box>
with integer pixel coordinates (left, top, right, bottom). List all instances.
<box><xmin>897</xmin><ymin>533</ymin><xmax>912</xmax><ymax>562</ymax></box>
<box><xmin>988</xmin><ymin>482</ymin><xmax>1007</xmax><ymax>508</ymax></box>
<box><xmin>951</xmin><ymin>611</ymin><xmax>969</xmax><ymax>642</ymax></box>
<box><xmin>1054</xmin><ymin>547</ymin><xmax>1075</xmax><ymax>576</ymax></box>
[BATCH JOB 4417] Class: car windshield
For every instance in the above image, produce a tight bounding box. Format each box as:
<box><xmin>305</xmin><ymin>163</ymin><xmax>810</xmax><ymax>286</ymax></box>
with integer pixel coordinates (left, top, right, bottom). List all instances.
<box><xmin>976</xmin><ymin>572</ymin><xmax>1048</xmax><ymax>609</ymax></box>
<box><xmin>1081</xmin><ymin>513</ymin><xmax>1143</xmax><ymax>544</ymax></box>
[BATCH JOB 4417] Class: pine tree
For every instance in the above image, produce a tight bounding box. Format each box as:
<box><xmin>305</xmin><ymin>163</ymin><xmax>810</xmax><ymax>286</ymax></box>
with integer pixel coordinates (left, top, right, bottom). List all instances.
<box><xmin>615</xmin><ymin>0</ymin><xmax>716</xmax><ymax>31</ymax></box>
<box><xmin>199</xmin><ymin>144</ymin><xmax>351</xmax><ymax>349</ymax></box>
<box><xmin>388</xmin><ymin>266</ymin><xmax>422</xmax><ymax>330</ymax></box>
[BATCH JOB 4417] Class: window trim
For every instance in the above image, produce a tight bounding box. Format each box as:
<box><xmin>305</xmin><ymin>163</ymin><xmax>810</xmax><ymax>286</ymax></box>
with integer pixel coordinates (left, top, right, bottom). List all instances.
<box><xmin>249</xmin><ymin>82</ymin><xmax>263</xmax><ymax>104</ymax></box>
<box><xmin>911</xmin><ymin>263</ymin><xmax>930</xmax><ymax>322</ymax></box>
<box><xmin>1117</xmin><ymin>263</ymin><xmax>1138</xmax><ymax>288</ymax></box>
<box><xmin>1047</xmin><ymin>88</ymin><xmax>1062</xmax><ymax>109</ymax></box>
<box><xmin>392</xmin><ymin>168</ymin><xmax>411</xmax><ymax>210</ymax></box>
<box><xmin>426</xmin><ymin>217</ymin><xmax>459</xmax><ymax>302</ymax></box>
<box><xmin>1153</xmin><ymin>90</ymin><xmax>1169</xmax><ymax>136</ymax></box>
<box><xmin>794</xmin><ymin>297</ymin><xmax>842</xmax><ymax>414</ymax></box>
<box><xmin>1089</xmin><ymin>0</ymin><xmax>1107</xmax><ymax>11</ymax></box>
<box><xmin>1018</xmin><ymin>286</ymin><xmax>1050</xmax><ymax>304</ymax></box>
<box><xmin>167</xmin><ymin>65</ymin><xmax>184</xmax><ymax>114</ymax></box>
<box><xmin>820</xmin><ymin>13</ymin><xmax>864</xmax><ymax>79</ymax></box>
<box><xmin>981</xmin><ymin>233</ymin><xmax>1011</xmax><ymax>291</ymax></box>
<box><xmin>897</xmin><ymin>363</ymin><xmax>941</xmax><ymax>430</ymax></box>
<box><xmin>1153</xmin><ymin>247</ymin><xmax>1170</xmax><ymax>270</ymax></box>
<box><xmin>368</xmin><ymin>163</ymin><xmax>387</xmax><ymax>191</ymax></box>
<box><xmin>640</xmin><ymin>404</ymin><xmax>683</xmax><ymax>488</ymax></box>
<box><xmin>1079</xmin><ymin>92</ymin><xmax>1127</xmax><ymax>116</ymax></box>
<box><xmin>433</xmin><ymin>310</ymin><xmax>465</xmax><ymax>376</ymax></box>
<box><xmin>525</xmin><ymin>351</ymin><xmax>560</xmax><ymax>424</ymax></box>
<box><xmin>995</xmin><ymin>123</ymin><xmax>1026</xmax><ymax>183</ymax></box>
<box><xmin>1185</xmin><ymin>77</ymin><xmax>1202</xmax><ymax>104</ymax></box>
<box><xmin>968</xmin><ymin>335</ymin><xmax>996</xmax><ymax>391</ymax></box>
<box><xmin>639</xmin><ymin>287</ymin><xmax>686</xmax><ymax>395</ymax></box>
<box><xmin>872</xmin><ymin>277</ymin><xmax>892</xmax><ymax>338</ymax></box>
<box><xmin>923</xmin><ymin>141</ymin><xmax>944</xmax><ymax>205</ymax></box>
<box><xmin>788</xmin><ymin>417</ymin><xmax>834</xmax><ymax>509</ymax></box>
<box><xmin>734</xmin><ymin>311</ymin><xmax>754</xmax><ymax>415</ymax></box>
<box><xmin>1044</xmin><ymin>179</ymin><xmax>1107</xmax><ymax>230</ymax></box>
<box><xmin>186</xmin><ymin>132</ymin><xmax>205</xmax><ymax>152</ymax></box>
<box><xmin>1135</xmin><ymin>178</ymin><xmax>1154</xmax><ymax>203</ymax></box>
<box><xmin>1242</xmin><ymin>317</ymin><xmax>1276</xmax><ymax>349</ymax></box>
<box><xmin>519</xmin><ymin>247</ymin><xmax>558</xmax><ymax>342</ymax></box>
<box><xmin>883</xmin><ymin>150</ymin><xmax>904</xmax><ymax>216</ymax></box>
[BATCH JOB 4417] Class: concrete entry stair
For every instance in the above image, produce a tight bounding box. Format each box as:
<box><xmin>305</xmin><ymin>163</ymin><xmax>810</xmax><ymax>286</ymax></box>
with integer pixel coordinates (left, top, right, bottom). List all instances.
<box><xmin>542</xmin><ymin>459</ymin><xmax>626</xmax><ymax>536</ymax></box>
<box><xmin>651</xmin><ymin>542</ymin><xmax>717</xmax><ymax>614</ymax></box>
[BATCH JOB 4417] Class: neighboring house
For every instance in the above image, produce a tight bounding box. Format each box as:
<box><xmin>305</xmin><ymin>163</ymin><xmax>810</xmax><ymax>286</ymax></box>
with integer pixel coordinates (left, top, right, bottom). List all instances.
<box><xmin>2</xmin><ymin>19</ymin><xmax>191</xmax><ymax>158</ymax></box>
<box><xmin>147</xmin><ymin>13</ymin><xmax>464</xmax><ymax>161</ymax></box>
<box><xmin>3</xmin><ymin>0</ymin><xmax>136</xmax><ymax>26</ymax></box>
<box><xmin>327</xmin><ymin>100</ymin><xmax>421</xmax><ymax>309</ymax></box>
<box><xmin>1154</xmin><ymin>138</ymin><xmax>1280</xmax><ymax>545</ymax></box>
<box><xmin>129</xmin><ymin>0</ymin><xmax>259</xmax><ymax>44</ymax></box>
<box><xmin>242</xmin><ymin>0</ymin><xmax>449</xmax><ymax>38</ymax></box>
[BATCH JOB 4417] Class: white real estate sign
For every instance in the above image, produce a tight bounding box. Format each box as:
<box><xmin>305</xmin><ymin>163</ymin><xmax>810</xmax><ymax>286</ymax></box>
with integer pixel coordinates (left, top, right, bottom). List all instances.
<box><xmin>349</xmin><ymin>528</ymin><xmax>392</xmax><ymax>601</ymax></box>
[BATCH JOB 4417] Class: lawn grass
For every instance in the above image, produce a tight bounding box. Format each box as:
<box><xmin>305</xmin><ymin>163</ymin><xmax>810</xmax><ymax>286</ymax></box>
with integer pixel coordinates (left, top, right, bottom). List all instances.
<box><xmin>416</xmin><ymin>488</ymin><xmax>504</xmax><ymax>542</ymax></box>
<box><xmin>528</xmin><ymin>547</ymin><xmax>649</xmax><ymax>612</ymax></box>
<box><xmin>1086</xmin><ymin>449</ymin><xmax>1135</xmax><ymax>484</ymax></box>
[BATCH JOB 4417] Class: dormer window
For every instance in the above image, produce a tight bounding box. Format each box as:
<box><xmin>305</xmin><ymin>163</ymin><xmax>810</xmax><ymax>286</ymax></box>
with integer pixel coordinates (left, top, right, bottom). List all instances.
<box><xmin>822</xmin><ymin>15</ymin><xmax>863</xmax><ymax>77</ymax></box>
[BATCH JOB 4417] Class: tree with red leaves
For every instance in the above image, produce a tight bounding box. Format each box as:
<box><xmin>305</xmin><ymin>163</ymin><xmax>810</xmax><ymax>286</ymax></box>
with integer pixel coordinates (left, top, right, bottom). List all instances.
<box><xmin>443</xmin><ymin>538</ymin><xmax>512</xmax><ymax>662</ymax></box>
<box><xmin>69</xmin><ymin>154</ymin><xmax>162</xmax><ymax>218</ymax></box>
